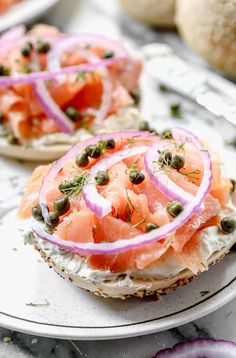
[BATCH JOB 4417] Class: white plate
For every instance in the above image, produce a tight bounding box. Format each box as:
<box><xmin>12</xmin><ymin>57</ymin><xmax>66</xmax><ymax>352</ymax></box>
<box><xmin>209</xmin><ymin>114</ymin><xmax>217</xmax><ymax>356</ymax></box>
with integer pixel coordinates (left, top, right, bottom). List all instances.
<box><xmin>0</xmin><ymin>45</ymin><xmax>236</xmax><ymax>340</ymax></box>
<box><xmin>0</xmin><ymin>208</ymin><xmax>236</xmax><ymax>340</ymax></box>
<box><xmin>0</xmin><ymin>0</ymin><xmax>60</xmax><ymax>33</ymax></box>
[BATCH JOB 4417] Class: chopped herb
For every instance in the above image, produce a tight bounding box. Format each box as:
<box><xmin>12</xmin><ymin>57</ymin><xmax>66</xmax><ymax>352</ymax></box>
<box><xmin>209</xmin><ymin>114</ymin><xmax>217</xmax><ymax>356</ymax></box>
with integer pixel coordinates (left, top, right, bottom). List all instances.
<box><xmin>0</xmin><ymin>64</ymin><xmax>10</xmax><ymax>76</ymax></box>
<box><xmin>21</xmin><ymin>42</ymin><xmax>33</xmax><ymax>57</ymax></box>
<box><xmin>59</xmin><ymin>171</ymin><xmax>88</xmax><ymax>197</ymax></box>
<box><xmin>131</xmin><ymin>218</ymin><xmax>146</xmax><ymax>229</ymax></box>
<box><xmin>161</xmin><ymin>129</ymin><xmax>172</xmax><ymax>139</ymax></box>
<box><xmin>25</xmin><ymin>299</ymin><xmax>49</xmax><ymax>307</ymax></box>
<box><xmin>200</xmin><ymin>290</ymin><xmax>210</xmax><ymax>297</ymax></box>
<box><xmin>76</xmin><ymin>71</ymin><xmax>88</xmax><ymax>82</ymax></box>
<box><xmin>170</xmin><ymin>102</ymin><xmax>181</xmax><ymax>118</ymax></box>
<box><xmin>182</xmin><ymin>169</ymin><xmax>201</xmax><ymax>181</ymax></box>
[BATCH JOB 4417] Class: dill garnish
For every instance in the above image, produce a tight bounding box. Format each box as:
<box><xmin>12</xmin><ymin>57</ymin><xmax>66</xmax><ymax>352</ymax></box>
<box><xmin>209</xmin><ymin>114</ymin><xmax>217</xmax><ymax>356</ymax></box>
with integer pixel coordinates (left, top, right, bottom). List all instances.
<box><xmin>59</xmin><ymin>170</ymin><xmax>89</xmax><ymax>197</ymax></box>
<box><xmin>25</xmin><ymin>299</ymin><xmax>49</xmax><ymax>307</ymax></box>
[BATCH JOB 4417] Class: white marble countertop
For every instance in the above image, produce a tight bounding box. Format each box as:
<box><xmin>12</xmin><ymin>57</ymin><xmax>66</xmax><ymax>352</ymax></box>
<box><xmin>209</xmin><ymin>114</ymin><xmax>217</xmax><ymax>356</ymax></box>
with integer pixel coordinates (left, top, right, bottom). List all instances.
<box><xmin>0</xmin><ymin>0</ymin><xmax>236</xmax><ymax>357</ymax></box>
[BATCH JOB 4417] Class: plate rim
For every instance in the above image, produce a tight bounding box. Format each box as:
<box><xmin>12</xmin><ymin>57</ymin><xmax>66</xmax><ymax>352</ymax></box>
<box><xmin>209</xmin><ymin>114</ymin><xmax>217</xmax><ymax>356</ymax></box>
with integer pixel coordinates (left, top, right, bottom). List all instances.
<box><xmin>0</xmin><ymin>270</ymin><xmax>235</xmax><ymax>340</ymax></box>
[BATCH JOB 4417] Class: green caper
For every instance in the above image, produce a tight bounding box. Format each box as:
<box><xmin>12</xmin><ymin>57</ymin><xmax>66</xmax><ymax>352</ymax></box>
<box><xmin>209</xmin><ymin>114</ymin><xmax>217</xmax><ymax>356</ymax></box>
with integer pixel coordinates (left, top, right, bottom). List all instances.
<box><xmin>146</xmin><ymin>223</ymin><xmax>159</xmax><ymax>232</ymax></box>
<box><xmin>106</xmin><ymin>139</ymin><xmax>116</xmax><ymax>150</ymax></box>
<box><xmin>129</xmin><ymin>170</ymin><xmax>145</xmax><ymax>185</ymax></box>
<box><xmin>171</xmin><ymin>155</ymin><xmax>185</xmax><ymax>171</ymax></box>
<box><xmin>170</xmin><ymin>102</ymin><xmax>181</xmax><ymax>117</ymax></box>
<box><xmin>167</xmin><ymin>201</ymin><xmax>184</xmax><ymax>217</ymax></box>
<box><xmin>59</xmin><ymin>179</ymin><xmax>72</xmax><ymax>193</ymax></box>
<box><xmin>21</xmin><ymin>42</ymin><xmax>33</xmax><ymax>57</ymax></box>
<box><xmin>0</xmin><ymin>64</ymin><xmax>10</xmax><ymax>76</ymax></box>
<box><xmin>7</xmin><ymin>133</ymin><xmax>18</xmax><ymax>145</ymax></box>
<box><xmin>37</xmin><ymin>40</ymin><xmax>50</xmax><ymax>54</ymax></box>
<box><xmin>53</xmin><ymin>196</ymin><xmax>70</xmax><ymax>216</ymax></box>
<box><xmin>95</xmin><ymin>171</ymin><xmax>110</xmax><ymax>186</ymax></box>
<box><xmin>85</xmin><ymin>144</ymin><xmax>101</xmax><ymax>158</ymax></box>
<box><xmin>76</xmin><ymin>152</ymin><xmax>89</xmax><ymax>167</ymax></box>
<box><xmin>103</xmin><ymin>50</ymin><xmax>114</xmax><ymax>59</ymax></box>
<box><xmin>159</xmin><ymin>151</ymin><xmax>172</xmax><ymax>165</ymax></box>
<box><xmin>64</xmin><ymin>106</ymin><xmax>81</xmax><ymax>121</ymax></box>
<box><xmin>139</xmin><ymin>121</ymin><xmax>150</xmax><ymax>131</ymax></box>
<box><xmin>161</xmin><ymin>129</ymin><xmax>172</xmax><ymax>139</ymax></box>
<box><xmin>46</xmin><ymin>212</ymin><xmax>59</xmax><ymax>228</ymax></box>
<box><xmin>32</xmin><ymin>204</ymin><xmax>44</xmax><ymax>221</ymax></box>
<box><xmin>220</xmin><ymin>217</ymin><xmax>236</xmax><ymax>234</ymax></box>
<box><xmin>0</xmin><ymin>112</ymin><xmax>4</xmax><ymax>124</ymax></box>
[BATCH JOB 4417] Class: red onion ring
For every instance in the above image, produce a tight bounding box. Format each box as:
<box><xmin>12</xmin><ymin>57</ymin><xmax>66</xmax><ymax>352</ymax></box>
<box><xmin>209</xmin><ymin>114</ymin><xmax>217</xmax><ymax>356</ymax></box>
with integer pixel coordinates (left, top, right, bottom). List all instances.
<box><xmin>33</xmin><ymin>129</ymin><xmax>212</xmax><ymax>255</ymax></box>
<box><xmin>0</xmin><ymin>56</ymin><xmax>125</xmax><ymax>87</ymax></box>
<box><xmin>83</xmin><ymin>146</ymin><xmax>148</xmax><ymax>217</ymax></box>
<box><xmin>145</xmin><ymin>134</ymin><xmax>197</xmax><ymax>205</ymax></box>
<box><xmin>154</xmin><ymin>338</ymin><xmax>236</xmax><ymax>358</ymax></box>
<box><xmin>34</xmin><ymin>81</ymin><xmax>75</xmax><ymax>133</ymax></box>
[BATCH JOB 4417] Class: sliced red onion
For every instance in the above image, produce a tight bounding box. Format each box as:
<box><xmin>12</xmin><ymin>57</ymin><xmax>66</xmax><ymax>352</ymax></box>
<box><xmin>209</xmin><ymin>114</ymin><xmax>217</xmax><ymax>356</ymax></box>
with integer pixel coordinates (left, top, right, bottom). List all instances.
<box><xmin>34</xmin><ymin>81</ymin><xmax>75</xmax><ymax>134</ymax></box>
<box><xmin>83</xmin><ymin>146</ymin><xmax>148</xmax><ymax>217</ymax></box>
<box><xmin>154</xmin><ymin>338</ymin><xmax>236</xmax><ymax>358</ymax></box>
<box><xmin>145</xmin><ymin>143</ymin><xmax>194</xmax><ymax>205</ymax></box>
<box><xmin>34</xmin><ymin>129</ymin><xmax>212</xmax><ymax>255</ymax></box>
<box><xmin>0</xmin><ymin>56</ymin><xmax>125</xmax><ymax>87</ymax></box>
<box><xmin>47</xmin><ymin>33</ymin><xmax>127</xmax><ymax>72</ymax></box>
<box><xmin>144</xmin><ymin>127</ymin><xmax>210</xmax><ymax>207</ymax></box>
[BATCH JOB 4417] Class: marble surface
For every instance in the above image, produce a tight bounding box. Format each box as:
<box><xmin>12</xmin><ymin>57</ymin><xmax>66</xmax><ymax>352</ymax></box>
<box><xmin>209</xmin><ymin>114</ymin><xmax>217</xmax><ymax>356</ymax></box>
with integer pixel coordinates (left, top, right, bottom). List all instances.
<box><xmin>0</xmin><ymin>0</ymin><xmax>236</xmax><ymax>357</ymax></box>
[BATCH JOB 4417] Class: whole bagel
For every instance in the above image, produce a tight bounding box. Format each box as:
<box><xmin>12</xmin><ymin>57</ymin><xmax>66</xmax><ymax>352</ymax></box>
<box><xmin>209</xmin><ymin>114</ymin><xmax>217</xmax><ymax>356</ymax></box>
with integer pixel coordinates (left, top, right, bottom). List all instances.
<box><xmin>119</xmin><ymin>0</ymin><xmax>176</xmax><ymax>28</ymax></box>
<box><xmin>176</xmin><ymin>0</ymin><xmax>236</xmax><ymax>77</ymax></box>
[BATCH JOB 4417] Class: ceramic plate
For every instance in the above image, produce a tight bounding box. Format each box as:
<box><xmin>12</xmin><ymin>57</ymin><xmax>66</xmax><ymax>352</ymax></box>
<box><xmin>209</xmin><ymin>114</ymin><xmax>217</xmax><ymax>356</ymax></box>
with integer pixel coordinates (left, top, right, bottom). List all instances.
<box><xmin>0</xmin><ymin>0</ymin><xmax>60</xmax><ymax>33</ymax></box>
<box><xmin>0</xmin><ymin>46</ymin><xmax>236</xmax><ymax>340</ymax></box>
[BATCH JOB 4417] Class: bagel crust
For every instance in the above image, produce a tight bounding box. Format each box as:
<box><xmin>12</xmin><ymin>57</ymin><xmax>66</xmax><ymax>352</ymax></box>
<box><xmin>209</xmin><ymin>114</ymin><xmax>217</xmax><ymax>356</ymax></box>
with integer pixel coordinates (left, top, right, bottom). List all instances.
<box><xmin>176</xmin><ymin>0</ymin><xmax>236</xmax><ymax>77</ymax></box>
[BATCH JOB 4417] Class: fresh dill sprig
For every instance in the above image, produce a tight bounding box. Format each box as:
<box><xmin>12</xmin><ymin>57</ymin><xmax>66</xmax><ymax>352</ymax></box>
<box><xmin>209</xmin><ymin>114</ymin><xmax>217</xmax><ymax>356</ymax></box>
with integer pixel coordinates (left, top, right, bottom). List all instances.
<box><xmin>131</xmin><ymin>218</ymin><xmax>146</xmax><ymax>229</ymax></box>
<box><xmin>59</xmin><ymin>170</ymin><xmax>89</xmax><ymax>197</ymax></box>
<box><xmin>125</xmin><ymin>160</ymin><xmax>139</xmax><ymax>175</ymax></box>
<box><xmin>182</xmin><ymin>169</ymin><xmax>201</xmax><ymax>181</ymax></box>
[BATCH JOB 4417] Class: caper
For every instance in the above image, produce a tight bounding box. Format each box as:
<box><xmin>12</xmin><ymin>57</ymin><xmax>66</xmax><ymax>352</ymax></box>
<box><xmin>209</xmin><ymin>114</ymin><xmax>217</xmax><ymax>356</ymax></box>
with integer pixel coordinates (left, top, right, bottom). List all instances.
<box><xmin>0</xmin><ymin>64</ymin><xmax>10</xmax><ymax>76</ymax></box>
<box><xmin>103</xmin><ymin>50</ymin><xmax>114</xmax><ymax>59</ymax></box>
<box><xmin>21</xmin><ymin>42</ymin><xmax>33</xmax><ymax>57</ymax></box>
<box><xmin>85</xmin><ymin>144</ymin><xmax>101</xmax><ymax>158</ymax></box>
<box><xmin>95</xmin><ymin>171</ymin><xmax>110</xmax><ymax>186</ymax></box>
<box><xmin>0</xmin><ymin>112</ymin><xmax>4</xmax><ymax>124</ymax></box>
<box><xmin>53</xmin><ymin>196</ymin><xmax>70</xmax><ymax>216</ymax></box>
<box><xmin>76</xmin><ymin>152</ymin><xmax>89</xmax><ymax>167</ymax></box>
<box><xmin>32</xmin><ymin>204</ymin><xmax>44</xmax><ymax>221</ymax></box>
<box><xmin>139</xmin><ymin>121</ymin><xmax>150</xmax><ymax>131</ymax></box>
<box><xmin>46</xmin><ymin>212</ymin><xmax>59</xmax><ymax>228</ymax></box>
<box><xmin>167</xmin><ymin>201</ymin><xmax>184</xmax><ymax>217</ymax></box>
<box><xmin>170</xmin><ymin>102</ymin><xmax>181</xmax><ymax>117</ymax></box>
<box><xmin>7</xmin><ymin>133</ymin><xmax>18</xmax><ymax>145</ymax></box>
<box><xmin>64</xmin><ymin>106</ymin><xmax>81</xmax><ymax>121</ymax></box>
<box><xmin>146</xmin><ymin>223</ymin><xmax>159</xmax><ymax>232</ymax></box>
<box><xmin>220</xmin><ymin>217</ymin><xmax>236</xmax><ymax>234</ymax></box>
<box><xmin>106</xmin><ymin>139</ymin><xmax>116</xmax><ymax>150</ymax></box>
<box><xmin>37</xmin><ymin>41</ymin><xmax>50</xmax><ymax>54</ymax></box>
<box><xmin>129</xmin><ymin>170</ymin><xmax>145</xmax><ymax>185</ymax></box>
<box><xmin>161</xmin><ymin>129</ymin><xmax>172</xmax><ymax>139</ymax></box>
<box><xmin>171</xmin><ymin>155</ymin><xmax>185</xmax><ymax>171</ymax></box>
<box><xmin>159</xmin><ymin>151</ymin><xmax>172</xmax><ymax>165</ymax></box>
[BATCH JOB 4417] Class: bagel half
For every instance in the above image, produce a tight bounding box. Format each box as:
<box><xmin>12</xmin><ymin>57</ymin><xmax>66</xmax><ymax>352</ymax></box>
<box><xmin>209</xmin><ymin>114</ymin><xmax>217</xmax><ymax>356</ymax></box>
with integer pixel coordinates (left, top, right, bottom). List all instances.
<box><xmin>23</xmin><ymin>191</ymin><xmax>236</xmax><ymax>299</ymax></box>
